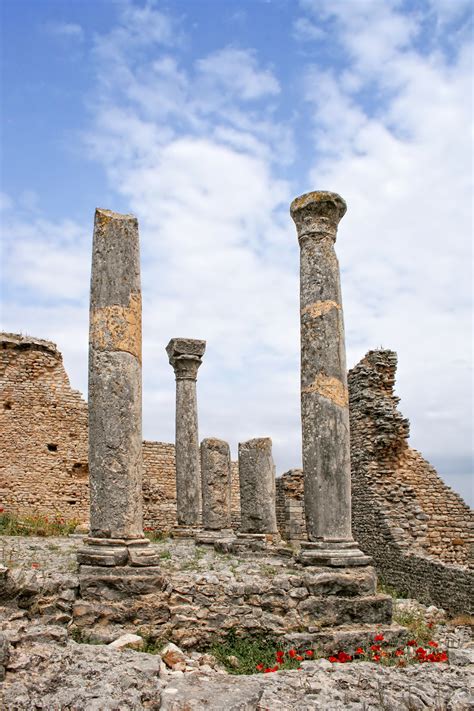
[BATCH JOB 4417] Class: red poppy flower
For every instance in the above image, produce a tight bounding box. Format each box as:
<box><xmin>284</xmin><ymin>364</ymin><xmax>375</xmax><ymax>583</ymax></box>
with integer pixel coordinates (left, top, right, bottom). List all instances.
<box><xmin>31</xmin><ymin>563</ymin><xmax>40</xmax><ymax>569</ymax></box>
<box><xmin>355</xmin><ymin>647</ymin><xmax>365</xmax><ymax>655</ymax></box>
<box><xmin>337</xmin><ymin>651</ymin><xmax>352</xmax><ymax>663</ymax></box>
<box><xmin>407</xmin><ymin>640</ymin><xmax>417</xmax><ymax>646</ymax></box>
<box><xmin>328</xmin><ymin>656</ymin><xmax>337</xmax><ymax>663</ymax></box>
<box><xmin>428</xmin><ymin>641</ymin><xmax>438</xmax><ymax>648</ymax></box>
<box><xmin>305</xmin><ymin>650</ymin><xmax>314</xmax><ymax>657</ymax></box>
<box><xmin>416</xmin><ymin>647</ymin><xmax>426</xmax><ymax>656</ymax></box>
<box><xmin>395</xmin><ymin>649</ymin><xmax>404</xmax><ymax>657</ymax></box>
<box><xmin>256</xmin><ymin>663</ymin><xmax>264</xmax><ymax>671</ymax></box>
<box><xmin>374</xmin><ymin>634</ymin><xmax>384</xmax><ymax>642</ymax></box>
<box><xmin>296</xmin><ymin>655</ymin><xmax>303</xmax><ymax>661</ymax></box>
<box><xmin>288</xmin><ymin>649</ymin><xmax>296</xmax><ymax>658</ymax></box>
<box><xmin>370</xmin><ymin>644</ymin><xmax>381</xmax><ymax>652</ymax></box>
<box><xmin>373</xmin><ymin>655</ymin><xmax>380</xmax><ymax>662</ymax></box>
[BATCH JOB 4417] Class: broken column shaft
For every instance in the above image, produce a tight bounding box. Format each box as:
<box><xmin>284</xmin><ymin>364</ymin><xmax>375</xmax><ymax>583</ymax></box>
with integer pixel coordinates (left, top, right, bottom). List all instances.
<box><xmin>201</xmin><ymin>438</ymin><xmax>232</xmax><ymax>531</ymax></box>
<box><xmin>238</xmin><ymin>438</ymin><xmax>278</xmax><ymax>535</ymax></box>
<box><xmin>195</xmin><ymin>438</ymin><xmax>233</xmax><ymax>545</ymax></box>
<box><xmin>290</xmin><ymin>191</ymin><xmax>370</xmax><ymax>566</ymax></box>
<box><xmin>166</xmin><ymin>338</ymin><xmax>206</xmax><ymax>530</ymax></box>
<box><xmin>78</xmin><ymin>208</ymin><xmax>158</xmax><ymax>568</ymax></box>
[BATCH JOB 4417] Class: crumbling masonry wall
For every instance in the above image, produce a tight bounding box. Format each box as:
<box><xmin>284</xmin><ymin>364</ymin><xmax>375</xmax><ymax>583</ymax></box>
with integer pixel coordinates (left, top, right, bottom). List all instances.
<box><xmin>275</xmin><ymin>469</ymin><xmax>307</xmax><ymax>542</ymax></box>
<box><xmin>0</xmin><ymin>334</ymin><xmax>240</xmax><ymax>531</ymax></box>
<box><xmin>348</xmin><ymin>350</ymin><xmax>473</xmax><ymax>614</ymax></box>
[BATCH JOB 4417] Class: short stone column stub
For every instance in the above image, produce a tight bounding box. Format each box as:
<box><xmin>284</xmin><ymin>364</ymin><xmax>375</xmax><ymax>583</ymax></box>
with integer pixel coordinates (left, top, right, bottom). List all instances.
<box><xmin>166</xmin><ymin>338</ymin><xmax>206</xmax><ymax>532</ymax></box>
<box><xmin>78</xmin><ymin>208</ymin><xmax>160</xmax><ymax>569</ymax></box>
<box><xmin>290</xmin><ymin>191</ymin><xmax>371</xmax><ymax>567</ymax></box>
<box><xmin>195</xmin><ymin>438</ymin><xmax>233</xmax><ymax>545</ymax></box>
<box><xmin>238</xmin><ymin>437</ymin><xmax>278</xmax><ymax>536</ymax></box>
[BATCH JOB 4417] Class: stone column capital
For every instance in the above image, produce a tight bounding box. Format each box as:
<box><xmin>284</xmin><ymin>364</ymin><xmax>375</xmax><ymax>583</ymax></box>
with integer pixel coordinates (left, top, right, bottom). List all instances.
<box><xmin>290</xmin><ymin>191</ymin><xmax>347</xmax><ymax>243</ymax></box>
<box><xmin>166</xmin><ymin>338</ymin><xmax>206</xmax><ymax>381</ymax></box>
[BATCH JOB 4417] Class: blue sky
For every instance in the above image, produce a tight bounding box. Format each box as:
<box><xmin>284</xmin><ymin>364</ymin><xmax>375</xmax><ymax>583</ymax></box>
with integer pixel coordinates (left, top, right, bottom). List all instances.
<box><xmin>1</xmin><ymin>0</ymin><xmax>472</xmax><ymax>505</ymax></box>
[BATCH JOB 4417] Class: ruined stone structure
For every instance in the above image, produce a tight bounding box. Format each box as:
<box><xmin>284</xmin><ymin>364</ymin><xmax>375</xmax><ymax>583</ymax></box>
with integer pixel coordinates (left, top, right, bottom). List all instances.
<box><xmin>276</xmin><ymin>350</ymin><xmax>473</xmax><ymax>614</ymax></box>
<box><xmin>238</xmin><ymin>438</ymin><xmax>278</xmax><ymax>535</ymax></box>
<box><xmin>78</xmin><ymin>208</ymin><xmax>160</xmax><ymax>569</ymax></box>
<box><xmin>166</xmin><ymin>338</ymin><xmax>206</xmax><ymax>532</ymax></box>
<box><xmin>0</xmin><ymin>333</ymin><xmax>240</xmax><ymax>531</ymax></box>
<box><xmin>200</xmin><ymin>438</ymin><xmax>232</xmax><ymax>532</ymax></box>
<box><xmin>275</xmin><ymin>469</ymin><xmax>306</xmax><ymax>543</ymax></box>
<box><xmin>290</xmin><ymin>191</ymin><xmax>369</xmax><ymax>567</ymax></box>
<box><xmin>348</xmin><ymin>350</ymin><xmax>473</xmax><ymax>614</ymax></box>
<box><xmin>0</xmin><ymin>334</ymin><xmax>89</xmax><ymax>521</ymax></box>
<box><xmin>0</xmin><ymin>333</ymin><xmax>240</xmax><ymax>530</ymax></box>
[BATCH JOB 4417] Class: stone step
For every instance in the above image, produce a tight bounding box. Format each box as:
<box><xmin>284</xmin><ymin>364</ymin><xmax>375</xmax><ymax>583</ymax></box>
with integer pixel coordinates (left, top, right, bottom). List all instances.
<box><xmin>284</xmin><ymin>622</ymin><xmax>408</xmax><ymax>654</ymax></box>
<box><xmin>298</xmin><ymin>593</ymin><xmax>392</xmax><ymax>627</ymax></box>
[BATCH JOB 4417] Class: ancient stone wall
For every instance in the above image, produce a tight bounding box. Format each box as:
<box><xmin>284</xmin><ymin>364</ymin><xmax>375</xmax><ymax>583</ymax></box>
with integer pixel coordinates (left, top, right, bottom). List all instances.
<box><xmin>348</xmin><ymin>349</ymin><xmax>473</xmax><ymax>614</ymax></box>
<box><xmin>349</xmin><ymin>350</ymin><xmax>473</xmax><ymax>568</ymax></box>
<box><xmin>0</xmin><ymin>334</ymin><xmax>90</xmax><ymax>523</ymax></box>
<box><xmin>0</xmin><ymin>334</ymin><xmax>240</xmax><ymax>532</ymax></box>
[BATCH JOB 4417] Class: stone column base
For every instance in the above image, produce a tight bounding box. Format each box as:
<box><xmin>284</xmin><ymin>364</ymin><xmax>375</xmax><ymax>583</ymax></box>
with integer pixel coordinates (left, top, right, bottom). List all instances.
<box><xmin>297</xmin><ymin>540</ymin><xmax>372</xmax><ymax>567</ymax></box>
<box><xmin>214</xmin><ymin>532</ymin><xmax>283</xmax><ymax>556</ymax></box>
<box><xmin>77</xmin><ymin>537</ymin><xmax>161</xmax><ymax>567</ymax></box>
<box><xmin>194</xmin><ymin>529</ymin><xmax>234</xmax><ymax>545</ymax></box>
<box><xmin>171</xmin><ymin>525</ymin><xmax>202</xmax><ymax>540</ymax></box>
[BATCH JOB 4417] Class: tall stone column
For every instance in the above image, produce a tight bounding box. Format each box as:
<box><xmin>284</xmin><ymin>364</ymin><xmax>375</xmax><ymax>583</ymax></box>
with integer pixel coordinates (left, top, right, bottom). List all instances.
<box><xmin>166</xmin><ymin>338</ymin><xmax>206</xmax><ymax>533</ymax></box>
<box><xmin>78</xmin><ymin>208</ymin><xmax>159</xmax><ymax>569</ymax></box>
<box><xmin>290</xmin><ymin>191</ymin><xmax>370</xmax><ymax>566</ymax></box>
<box><xmin>195</xmin><ymin>438</ymin><xmax>233</xmax><ymax>544</ymax></box>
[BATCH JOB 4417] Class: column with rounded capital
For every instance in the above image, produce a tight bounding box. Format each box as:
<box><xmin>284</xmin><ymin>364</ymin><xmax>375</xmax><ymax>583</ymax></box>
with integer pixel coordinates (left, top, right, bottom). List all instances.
<box><xmin>290</xmin><ymin>191</ymin><xmax>371</xmax><ymax>566</ymax></box>
<box><xmin>166</xmin><ymin>338</ymin><xmax>206</xmax><ymax>530</ymax></box>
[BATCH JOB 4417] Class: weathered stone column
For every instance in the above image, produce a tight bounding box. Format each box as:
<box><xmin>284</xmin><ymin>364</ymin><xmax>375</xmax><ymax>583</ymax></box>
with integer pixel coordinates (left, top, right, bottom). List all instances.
<box><xmin>78</xmin><ymin>208</ymin><xmax>159</xmax><ymax>569</ymax></box>
<box><xmin>290</xmin><ymin>191</ymin><xmax>370</xmax><ymax>566</ymax></box>
<box><xmin>166</xmin><ymin>338</ymin><xmax>206</xmax><ymax>533</ymax></box>
<box><xmin>238</xmin><ymin>438</ymin><xmax>278</xmax><ymax>535</ymax></box>
<box><xmin>195</xmin><ymin>438</ymin><xmax>233</xmax><ymax>544</ymax></box>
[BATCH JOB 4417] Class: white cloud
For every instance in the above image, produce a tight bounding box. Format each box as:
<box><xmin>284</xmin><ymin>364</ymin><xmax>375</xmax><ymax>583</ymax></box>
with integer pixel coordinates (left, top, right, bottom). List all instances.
<box><xmin>292</xmin><ymin>16</ymin><xmax>325</xmax><ymax>42</ymax></box>
<box><xmin>299</xmin><ymin>0</ymin><xmax>472</xmax><ymax>469</ymax></box>
<box><xmin>45</xmin><ymin>21</ymin><xmax>84</xmax><ymax>40</ymax></box>
<box><xmin>2</xmin><ymin>216</ymin><xmax>89</xmax><ymax>302</ymax></box>
<box><xmin>196</xmin><ymin>48</ymin><xmax>280</xmax><ymax>100</ymax></box>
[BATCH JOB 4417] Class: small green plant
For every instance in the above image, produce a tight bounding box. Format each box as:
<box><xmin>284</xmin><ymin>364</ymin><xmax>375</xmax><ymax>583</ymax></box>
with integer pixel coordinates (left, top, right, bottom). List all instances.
<box><xmin>0</xmin><ymin>510</ymin><xmax>78</xmax><ymax>537</ymax></box>
<box><xmin>208</xmin><ymin>629</ymin><xmax>313</xmax><ymax>675</ymax></box>
<box><xmin>144</xmin><ymin>529</ymin><xmax>167</xmax><ymax>543</ymax></box>
<box><xmin>393</xmin><ymin>609</ymin><xmax>433</xmax><ymax>645</ymax></box>
<box><xmin>377</xmin><ymin>578</ymin><xmax>407</xmax><ymax>599</ymax></box>
<box><xmin>69</xmin><ymin>628</ymin><xmax>105</xmax><ymax>646</ymax></box>
<box><xmin>159</xmin><ymin>549</ymin><xmax>172</xmax><ymax>560</ymax></box>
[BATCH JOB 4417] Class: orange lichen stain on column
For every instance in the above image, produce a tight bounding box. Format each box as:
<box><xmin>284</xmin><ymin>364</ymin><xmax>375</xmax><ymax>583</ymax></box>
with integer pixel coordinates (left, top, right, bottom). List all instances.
<box><xmin>301</xmin><ymin>300</ymin><xmax>341</xmax><ymax>319</ymax></box>
<box><xmin>302</xmin><ymin>373</ymin><xmax>348</xmax><ymax>407</ymax></box>
<box><xmin>90</xmin><ymin>292</ymin><xmax>142</xmax><ymax>362</ymax></box>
